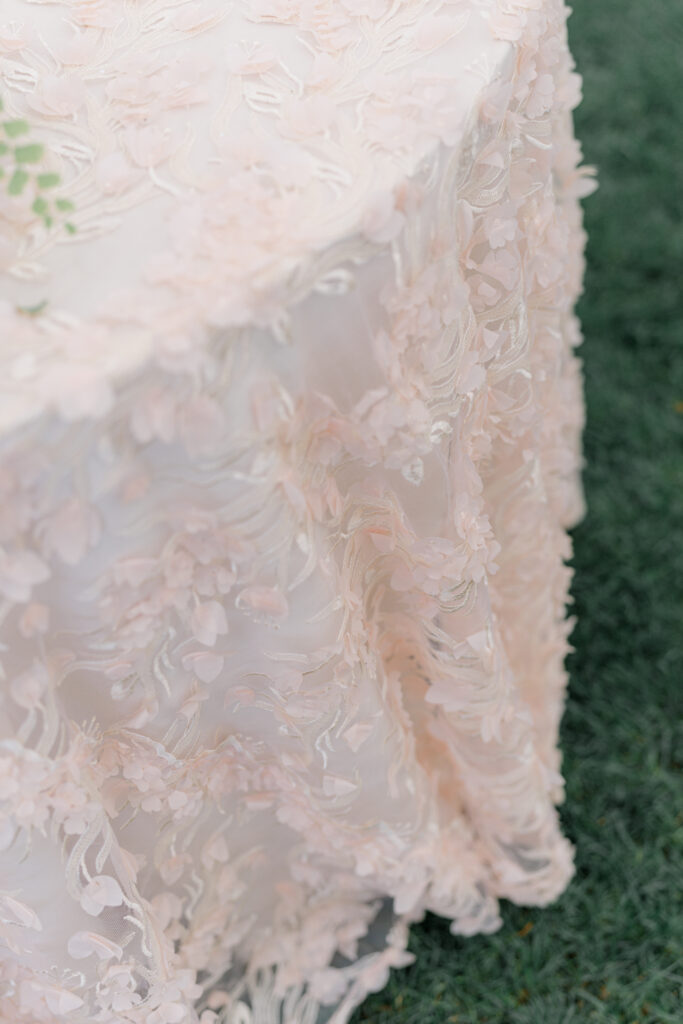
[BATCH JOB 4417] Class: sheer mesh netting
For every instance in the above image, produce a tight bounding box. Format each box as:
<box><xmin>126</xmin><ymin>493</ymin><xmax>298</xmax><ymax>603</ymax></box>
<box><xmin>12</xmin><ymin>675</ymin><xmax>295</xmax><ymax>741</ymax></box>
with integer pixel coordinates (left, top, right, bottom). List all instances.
<box><xmin>0</xmin><ymin>1</ymin><xmax>594</xmax><ymax>1021</ymax></box>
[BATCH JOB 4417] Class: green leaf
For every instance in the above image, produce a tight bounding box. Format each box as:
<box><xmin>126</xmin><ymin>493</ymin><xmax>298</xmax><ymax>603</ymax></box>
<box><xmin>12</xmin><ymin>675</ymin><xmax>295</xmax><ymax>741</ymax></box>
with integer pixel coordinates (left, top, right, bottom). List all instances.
<box><xmin>3</xmin><ymin>119</ymin><xmax>30</xmax><ymax>138</ymax></box>
<box><xmin>55</xmin><ymin>198</ymin><xmax>75</xmax><ymax>212</ymax></box>
<box><xmin>32</xmin><ymin>197</ymin><xmax>49</xmax><ymax>217</ymax></box>
<box><xmin>36</xmin><ymin>172</ymin><xmax>60</xmax><ymax>189</ymax></box>
<box><xmin>65</xmin><ymin>222</ymin><xmax>77</xmax><ymax>234</ymax></box>
<box><xmin>0</xmin><ymin>141</ymin><xmax>8</xmax><ymax>156</ymax></box>
<box><xmin>14</xmin><ymin>142</ymin><xmax>44</xmax><ymax>164</ymax></box>
<box><xmin>17</xmin><ymin>300</ymin><xmax>48</xmax><ymax>316</ymax></box>
<box><xmin>7</xmin><ymin>168</ymin><xmax>29</xmax><ymax>195</ymax></box>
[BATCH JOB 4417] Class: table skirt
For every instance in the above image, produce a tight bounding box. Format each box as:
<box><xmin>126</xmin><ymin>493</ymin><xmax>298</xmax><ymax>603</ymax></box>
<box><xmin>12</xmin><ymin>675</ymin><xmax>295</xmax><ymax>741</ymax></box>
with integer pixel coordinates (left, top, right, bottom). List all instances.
<box><xmin>0</xmin><ymin>1</ymin><xmax>595</xmax><ymax>1021</ymax></box>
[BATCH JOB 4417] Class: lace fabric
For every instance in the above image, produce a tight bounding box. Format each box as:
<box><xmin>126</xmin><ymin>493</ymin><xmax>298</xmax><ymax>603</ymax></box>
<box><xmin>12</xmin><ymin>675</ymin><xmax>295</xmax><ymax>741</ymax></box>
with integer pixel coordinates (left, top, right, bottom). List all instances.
<box><xmin>0</xmin><ymin>1</ymin><xmax>595</xmax><ymax>1021</ymax></box>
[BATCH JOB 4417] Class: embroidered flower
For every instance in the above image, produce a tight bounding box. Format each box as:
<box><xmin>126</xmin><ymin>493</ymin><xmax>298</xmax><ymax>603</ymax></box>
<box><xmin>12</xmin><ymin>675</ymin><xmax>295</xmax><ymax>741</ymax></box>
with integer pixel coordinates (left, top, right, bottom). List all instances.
<box><xmin>79</xmin><ymin>875</ymin><xmax>125</xmax><ymax>916</ymax></box>
<box><xmin>235</xmin><ymin>585</ymin><xmax>289</xmax><ymax>625</ymax></box>
<box><xmin>191</xmin><ymin>600</ymin><xmax>229</xmax><ymax>646</ymax></box>
<box><xmin>9</xmin><ymin>660</ymin><xmax>48</xmax><ymax>710</ymax></box>
<box><xmin>0</xmin><ymin>549</ymin><xmax>49</xmax><ymax>603</ymax></box>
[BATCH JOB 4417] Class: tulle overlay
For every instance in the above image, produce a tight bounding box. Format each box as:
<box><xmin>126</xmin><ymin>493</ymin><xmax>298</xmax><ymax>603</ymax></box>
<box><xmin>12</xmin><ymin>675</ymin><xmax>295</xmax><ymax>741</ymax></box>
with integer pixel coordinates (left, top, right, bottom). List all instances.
<box><xmin>0</xmin><ymin>0</ymin><xmax>594</xmax><ymax>1021</ymax></box>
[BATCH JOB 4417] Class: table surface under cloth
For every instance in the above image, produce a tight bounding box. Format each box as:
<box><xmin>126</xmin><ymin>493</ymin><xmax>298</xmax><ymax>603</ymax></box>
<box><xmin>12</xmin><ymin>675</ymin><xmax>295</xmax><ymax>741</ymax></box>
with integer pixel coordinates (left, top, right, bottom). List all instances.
<box><xmin>0</xmin><ymin>1</ymin><xmax>596</xmax><ymax>1022</ymax></box>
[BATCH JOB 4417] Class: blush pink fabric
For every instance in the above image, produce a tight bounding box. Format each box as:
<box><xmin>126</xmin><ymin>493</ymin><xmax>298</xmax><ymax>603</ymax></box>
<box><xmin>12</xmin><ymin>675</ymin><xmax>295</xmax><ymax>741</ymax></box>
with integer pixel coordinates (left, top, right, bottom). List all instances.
<box><xmin>0</xmin><ymin>1</ymin><xmax>595</xmax><ymax>1021</ymax></box>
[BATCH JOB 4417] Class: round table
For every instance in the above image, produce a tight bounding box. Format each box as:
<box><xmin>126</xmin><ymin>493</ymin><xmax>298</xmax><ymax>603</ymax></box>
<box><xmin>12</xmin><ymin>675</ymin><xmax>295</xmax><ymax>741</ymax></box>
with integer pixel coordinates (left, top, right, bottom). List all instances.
<box><xmin>0</xmin><ymin>1</ymin><xmax>595</xmax><ymax>1021</ymax></box>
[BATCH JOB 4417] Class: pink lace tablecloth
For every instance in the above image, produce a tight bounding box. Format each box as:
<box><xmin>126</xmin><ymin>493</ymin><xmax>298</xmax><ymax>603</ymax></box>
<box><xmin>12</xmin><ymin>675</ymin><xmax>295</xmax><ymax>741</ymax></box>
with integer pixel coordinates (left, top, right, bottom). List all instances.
<box><xmin>0</xmin><ymin>2</ymin><xmax>595</xmax><ymax>1021</ymax></box>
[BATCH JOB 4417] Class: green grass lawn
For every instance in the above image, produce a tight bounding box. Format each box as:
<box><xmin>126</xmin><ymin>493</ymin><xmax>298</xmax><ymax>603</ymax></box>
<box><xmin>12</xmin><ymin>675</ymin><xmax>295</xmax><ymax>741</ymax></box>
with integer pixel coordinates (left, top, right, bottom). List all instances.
<box><xmin>353</xmin><ymin>1</ymin><xmax>683</xmax><ymax>1020</ymax></box>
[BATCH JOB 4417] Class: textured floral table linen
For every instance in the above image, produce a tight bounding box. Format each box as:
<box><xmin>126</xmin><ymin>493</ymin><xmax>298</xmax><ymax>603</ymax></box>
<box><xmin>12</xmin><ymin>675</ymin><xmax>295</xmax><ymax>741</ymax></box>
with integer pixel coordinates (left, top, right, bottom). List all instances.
<box><xmin>0</xmin><ymin>1</ymin><xmax>595</xmax><ymax>1022</ymax></box>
